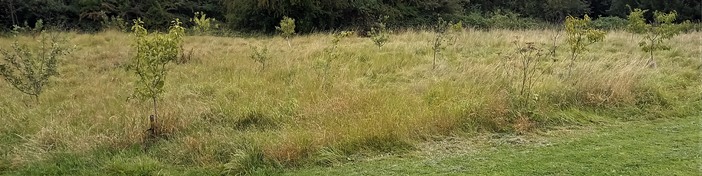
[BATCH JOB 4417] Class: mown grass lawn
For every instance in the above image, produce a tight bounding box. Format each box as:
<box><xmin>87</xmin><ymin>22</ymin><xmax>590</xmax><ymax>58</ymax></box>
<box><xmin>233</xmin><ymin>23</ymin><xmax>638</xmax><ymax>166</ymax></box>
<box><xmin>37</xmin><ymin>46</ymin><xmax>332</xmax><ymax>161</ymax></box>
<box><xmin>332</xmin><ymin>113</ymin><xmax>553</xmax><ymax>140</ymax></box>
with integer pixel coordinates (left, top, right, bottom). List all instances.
<box><xmin>288</xmin><ymin>116</ymin><xmax>701</xmax><ymax>175</ymax></box>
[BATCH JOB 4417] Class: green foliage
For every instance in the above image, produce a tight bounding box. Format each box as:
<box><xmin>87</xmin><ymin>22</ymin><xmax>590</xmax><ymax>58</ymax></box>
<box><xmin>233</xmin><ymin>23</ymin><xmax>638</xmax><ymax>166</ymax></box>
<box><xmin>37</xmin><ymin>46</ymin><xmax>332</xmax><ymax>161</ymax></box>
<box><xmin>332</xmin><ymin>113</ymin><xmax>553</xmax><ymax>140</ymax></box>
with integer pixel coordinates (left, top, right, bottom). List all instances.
<box><xmin>128</xmin><ymin>18</ymin><xmax>185</xmax><ymax>117</ymax></box>
<box><xmin>276</xmin><ymin>16</ymin><xmax>296</xmax><ymax>47</ymax></box>
<box><xmin>591</xmin><ymin>16</ymin><xmax>629</xmax><ymax>30</ymax></box>
<box><xmin>315</xmin><ymin>31</ymin><xmax>353</xmax><ymax>88</ymax></box>
<box><xmin>608</xmin><ymin>0</ymin><xmax>701</xmax><ymax>22</ymax></box>
<box><xmin>565</xmin><ymin>15</ymin><xmax>606</xmax><ymax>75</ymax></box>
<box><xmin>12</xmin><ymin>20</ymin><xmax>44</xmax><ymax>37</ymax></box>
<box><xmin>249</xmin><ymin>45</ymin><xmax>271</xmax><ymax>71</ymax></box>
<box><xmin>488</xmin><ymin>10</ymin><xmax>541</xmax><ymax>30</ymax></box>
<box><xmin>1</xmin><ymin>0</ymin><xmax>700</xmax><ymax>32</ymax></box>
<box><xmin>368</xmin><ymin>16</ymin><xmax>389</xmax><ymax>49</ymax></box>
<box><xmin>0</xmin><ymin>32</ymin><xmax>69</xmax><ymax>101</ymax></box>
<box><xmin>626</xmin><ymin>9</ymin><xmax>687</xmax><ymax>67</ymax></box>
<box><xmin>463</xmin><ymin>12</ymin><xmax>490</xmax><ymax>29</ymax></box>
<box><xmin>190</xmin><ymin>12</ymin><xmax>218</xmax><ymax>35</ymax></box>
<box><xmin>626</xmin><ymin>8</ymin><xmax>649</xmax><ymax>34</ymax></box>
<box><xmin>431</xmin><ymin>17</ymin><xmax>462</xmax><ymax>70</ymax></box>
<box><xmin>463</xmin><ymin>10</ymin><xmax>545</xmax><ymax>30</ymax></box>
<box><xmin>101</xmin><ymin>16</ymin><xmax>128</xmax><ymax>32</ymax></box>
<box><xmin>222</xmin><ymin>0</ymin><xmax>466</xmax><ymax>33</ymax></box>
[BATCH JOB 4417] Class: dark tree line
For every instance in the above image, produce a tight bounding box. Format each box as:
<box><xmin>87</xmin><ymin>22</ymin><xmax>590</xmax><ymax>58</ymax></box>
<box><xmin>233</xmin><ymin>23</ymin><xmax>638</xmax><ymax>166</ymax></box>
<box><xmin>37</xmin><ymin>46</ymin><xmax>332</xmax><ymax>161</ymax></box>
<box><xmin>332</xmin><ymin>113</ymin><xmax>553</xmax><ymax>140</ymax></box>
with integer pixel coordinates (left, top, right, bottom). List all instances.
<box><xmin>0</xmin><ymin>0</ymin><xmax>222</xmax><ymax>31</ymax></box>
<box><xmin>1</xmin><ymin>0</ymin><xmax>699</xmax><ymax>33</ymax></box>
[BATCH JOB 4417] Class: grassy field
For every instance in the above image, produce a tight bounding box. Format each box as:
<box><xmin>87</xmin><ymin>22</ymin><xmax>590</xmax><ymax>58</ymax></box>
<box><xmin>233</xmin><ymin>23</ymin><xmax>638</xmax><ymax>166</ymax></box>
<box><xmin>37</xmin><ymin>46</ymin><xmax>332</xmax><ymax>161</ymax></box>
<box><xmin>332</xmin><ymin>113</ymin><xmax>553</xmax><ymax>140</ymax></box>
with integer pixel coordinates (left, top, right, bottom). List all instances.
<box><xmin>0</xmin><ymin>29</ymin><xmax>700</xmax><ymax>175</ymax></box>
<box><xmin>288</xmin><ymin>115</ymin><xmax>701</xmax><ymax>175</ymax></box>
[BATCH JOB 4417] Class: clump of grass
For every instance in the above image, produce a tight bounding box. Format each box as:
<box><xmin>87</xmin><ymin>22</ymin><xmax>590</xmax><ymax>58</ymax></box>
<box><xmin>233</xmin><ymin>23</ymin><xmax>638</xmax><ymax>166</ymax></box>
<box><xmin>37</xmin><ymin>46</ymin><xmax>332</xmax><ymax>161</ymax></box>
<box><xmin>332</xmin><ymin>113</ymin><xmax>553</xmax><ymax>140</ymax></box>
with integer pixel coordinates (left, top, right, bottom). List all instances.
<box><xmin>539</xmin><ymin>59</ymin><xmax>647</xmax><ymax>109</ymax></box>
<box><xmin>234</xmin><ymin>110</ymin><xmax>278</xmax><ymax>130</ymax></box>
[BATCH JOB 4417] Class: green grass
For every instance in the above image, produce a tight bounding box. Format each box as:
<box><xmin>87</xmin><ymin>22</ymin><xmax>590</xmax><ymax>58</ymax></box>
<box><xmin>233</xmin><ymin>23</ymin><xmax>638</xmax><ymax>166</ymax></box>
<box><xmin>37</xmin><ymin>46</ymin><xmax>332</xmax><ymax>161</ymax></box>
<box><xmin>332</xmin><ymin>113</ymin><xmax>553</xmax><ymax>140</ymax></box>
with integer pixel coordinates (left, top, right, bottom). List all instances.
<box><xmin>287</xmin><ymin>115</ymin><xmax>701</xmax><ymax>175</ymax></box>
<box><xmin>4</xmin><ymin>115</ymin><xmax>697</xmax><ymax>175</ymax></box>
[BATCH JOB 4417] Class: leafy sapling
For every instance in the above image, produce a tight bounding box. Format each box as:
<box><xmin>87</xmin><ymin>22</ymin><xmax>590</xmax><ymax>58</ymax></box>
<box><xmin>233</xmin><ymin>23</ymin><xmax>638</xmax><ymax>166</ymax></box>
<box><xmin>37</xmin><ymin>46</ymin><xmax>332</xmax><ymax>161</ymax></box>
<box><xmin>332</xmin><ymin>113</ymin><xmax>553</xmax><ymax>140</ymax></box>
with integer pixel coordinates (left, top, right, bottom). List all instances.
<box><xmin>249</xmin><ymin>45</ymin><xmax>270</xmax><ymax>71</ymax></box>
<box><xmin>369</xmin><ymin>16</ymin><xmax>389</xmax><ymax>49</ymax></box>
<box><xmin>128</xmin><ymin>18</ymin><xmax>185</xmax><ymax>130</ymax></box>
<box><xmin>627</xmin><ymin>9</ymin><xmax>687</xmax><ymax>68</ymax></box>
<box><xmin>0</xmin><ymin>32</ymin><xmax>69</xmax><ymax>102</ymax></box>
<box><xmin>12</xmin><ymin>19</ymin><xmax>43</xmax><ymax>38</ymax></box>
<box><xmin>101</xmin><ymin>16</ymin><xmax>128</xmax><ymax>32</ymax></box>
<box><xmin>315</xmin><ymin>31</ymin><xmax>352</xmax><ymax>89</ymax></box>
<box><xmin>564</xmin><ymin>15</ymin><xmax>606</xmax><ymax>76</ymax></box>
<box><xmin>276</xmin><ymin>16</ymin><xmax>296</xmax><ymax>47</ymax></box>
<box><xmin>431</xmin><ymin>17</ymin><xmax>462</xmax><ymax>70</ymax></box>
<box><xmin>190</xmin><ymin>12</ymin><xmax>218</xmax><ymax>35</ymax></box>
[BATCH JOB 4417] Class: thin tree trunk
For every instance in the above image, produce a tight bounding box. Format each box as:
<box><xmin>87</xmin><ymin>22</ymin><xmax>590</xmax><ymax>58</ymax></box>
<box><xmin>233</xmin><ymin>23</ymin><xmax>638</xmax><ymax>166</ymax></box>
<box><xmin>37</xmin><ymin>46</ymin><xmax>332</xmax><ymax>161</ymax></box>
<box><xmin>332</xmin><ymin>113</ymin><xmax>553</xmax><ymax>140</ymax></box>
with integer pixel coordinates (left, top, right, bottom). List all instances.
<box><xmin>152</xmin><ymin>97</ymin><xmax>158</xmax><ymax>120</ymax></box>
<box><xmin>568</xmin><ymin>51</ymin><xmax>577</xmax><ymax>78</ymax></box>
<box><xmin>8</xmin><ymin>2</ymin><xmax>17</xmax><ymax>26</ymax></box>
<box><xmin>433</xmin><ymin>51</ymin><xmax>437</xmax><ymax>70</ymax></box>
<box><xmin>648</xmin><ymin>50</ymin><xmax>657</xmax><ymax>68</ymax></box>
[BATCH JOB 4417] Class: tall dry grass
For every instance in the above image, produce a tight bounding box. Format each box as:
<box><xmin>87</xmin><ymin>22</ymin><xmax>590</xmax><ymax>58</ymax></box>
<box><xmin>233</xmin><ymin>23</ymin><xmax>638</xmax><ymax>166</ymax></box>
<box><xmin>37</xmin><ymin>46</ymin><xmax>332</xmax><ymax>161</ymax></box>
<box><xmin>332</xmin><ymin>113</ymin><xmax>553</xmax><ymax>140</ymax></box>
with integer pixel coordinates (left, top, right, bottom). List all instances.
<box><xmin>0</xmin><ymin>29</ymin><xmax>699</xmax><ymax>173</ymax></box>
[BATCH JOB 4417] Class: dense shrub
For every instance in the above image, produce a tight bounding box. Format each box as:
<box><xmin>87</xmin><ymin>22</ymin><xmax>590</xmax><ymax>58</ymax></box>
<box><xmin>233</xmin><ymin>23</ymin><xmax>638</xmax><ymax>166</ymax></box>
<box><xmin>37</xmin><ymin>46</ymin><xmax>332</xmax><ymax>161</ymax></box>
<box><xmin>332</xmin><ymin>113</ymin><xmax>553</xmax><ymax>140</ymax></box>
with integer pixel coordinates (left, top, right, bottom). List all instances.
<box><xmin>0</xmin><ymin>0</ymin><xmax>223</xmax><ymax>32</ymax></box>
<box><xmin>487</xmin><ymin>10</ymin><xmax>544</xmax><ymax>30</ymax></box>
<box><xmin>463</xmin><ymin>12</ymin><xmax>491</xmax><ymax>29</ymax></box>
<box><xmin>591</xmin><ymin>16</ymin><xmax>629</xmax><ymax>30</ymax></box>
<box><xmin>461</xmin><ymin>11</ymin><xmax>546</xmax><ymax>30</ymax></box>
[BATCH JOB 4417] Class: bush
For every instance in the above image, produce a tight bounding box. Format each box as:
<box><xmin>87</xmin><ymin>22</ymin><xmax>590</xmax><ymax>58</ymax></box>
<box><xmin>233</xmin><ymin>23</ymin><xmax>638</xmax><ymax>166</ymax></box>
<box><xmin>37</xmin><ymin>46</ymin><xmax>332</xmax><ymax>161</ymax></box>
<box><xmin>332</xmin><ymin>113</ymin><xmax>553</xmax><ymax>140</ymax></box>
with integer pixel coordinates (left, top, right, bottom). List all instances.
<box><xmin>128</xmin><ymin>18</ymin><xmax>185</xmax><ymax>134</ymax></box>
<box><xmin>368</xmin><ymin>16</ymin><xmax>389</xmax><ymax>49</ymax></box>
<box><xmin>591</xmin><ymin>16</ymin><xmax>628</xmax><ymax>30</ymax></box>
<box><xmin>101</xmin><ymin>16</ymin><xmax>128</xmax><ymax>32</ymax></box>
<box><xmin>564</xmin><ymin>15</ymin><xmax>606</xmax><ymax>76</ymax></box>
<box><xmin>431</xmin><ymin>17</ymin><xmax>462</xmax><ymax>69</ymax></box>
<box><xmin>12</xmin><ymin>20</ymin><xmax>44</xmax><ymax>37</ymax></box>
<box><xmin>276</xmin><ymin>16</ymin><xmax>295</xmax><ymax>47</ymax></box>
<box><xmin>627</xmin><ymin>9</ymin><xmax>688</xmax><ymax>67</ymax></box>
<box><xmin>0</xmin><ymin>32</ymin><xmax>70</xmax><ymax>102</ymax></box>
<box><xmin>490</xmin><ymin>10</ymin><xmax>541</xmax><ymax>30</ymax></box>
<box><xmin>190</xmin><ymin>12</ymin><xmax>218</xmax><ymax>35</ymax></box>
<box><xmin>249</xmin><ymin>45</ymin><xmax>271</xmax><ymax>71</ymax></box>
<box><xmin>315</xmin><ymin>31</ymin><xmax>353</xmax><ymax>88</ymax></box>
<box><xmin>463</xmin><ymin>12</ymin><xmax>490</xmax><ymax>29</ymax></box>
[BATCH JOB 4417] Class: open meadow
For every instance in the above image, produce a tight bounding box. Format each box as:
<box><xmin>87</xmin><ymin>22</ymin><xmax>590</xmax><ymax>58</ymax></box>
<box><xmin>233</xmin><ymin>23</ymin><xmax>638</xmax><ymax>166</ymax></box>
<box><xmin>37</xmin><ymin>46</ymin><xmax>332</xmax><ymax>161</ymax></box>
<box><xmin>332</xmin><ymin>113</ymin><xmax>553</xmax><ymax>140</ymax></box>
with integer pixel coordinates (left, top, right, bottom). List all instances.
<box><xmin>0</xmin><ymin>29</ymin><xmax>700</xmax><ymax>175</ymax></box>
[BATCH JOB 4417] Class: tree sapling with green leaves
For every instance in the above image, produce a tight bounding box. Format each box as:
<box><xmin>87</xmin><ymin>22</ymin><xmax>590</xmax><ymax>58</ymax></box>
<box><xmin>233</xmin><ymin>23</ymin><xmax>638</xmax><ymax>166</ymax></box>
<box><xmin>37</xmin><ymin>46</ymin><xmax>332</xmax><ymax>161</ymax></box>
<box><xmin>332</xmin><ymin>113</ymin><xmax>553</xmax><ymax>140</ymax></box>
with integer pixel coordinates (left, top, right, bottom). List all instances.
<box><xmin>564</xmin><ymin>15</ymin><xmax>606</xmax><ymax>76</ymax></box>
<box><xmin>128</xmin><ymin>18</ymin><xmax>185</xmax><ymax>133</ymax></box>
<box><xmin>190</xmin><ymin>12</ymin><xmax>218</xmax><ymax>35</ymax></box>
<box><xmin>369</xmin><ymin>16</ymin><xmax>389</xmax><ymax>49</ymax></box>
<box><xmin>276</xmin><ymin>16</ymin><xmax>296</xmax><ymax>47</ymax></box>
<box><xmin>0</xmin><ymin>32</ymin><xmax>69</xmax><ymax>102</ymax></box>
<box><xmin>431</xmin><ymin>17</ymin><xmax>462</xmax><ymax>70</ymax></box>
<box><xmin>249</xmin><ymin>45</ymin><xmax>270</xmax><ymax>71</ymax></box>
<box><xmin>12</xmin><ymin>19</ymin><xmax>43</xmax><ymax>38</ymax></box>
<box><xmin>627</xmin><ymin>9</ymin><xmax>688</xmax><ymax>68</ymax></box>
<box><xmin>315</xmin><ymin>31</ymin><xmax>353</xmax><ymax>89</ymax></box>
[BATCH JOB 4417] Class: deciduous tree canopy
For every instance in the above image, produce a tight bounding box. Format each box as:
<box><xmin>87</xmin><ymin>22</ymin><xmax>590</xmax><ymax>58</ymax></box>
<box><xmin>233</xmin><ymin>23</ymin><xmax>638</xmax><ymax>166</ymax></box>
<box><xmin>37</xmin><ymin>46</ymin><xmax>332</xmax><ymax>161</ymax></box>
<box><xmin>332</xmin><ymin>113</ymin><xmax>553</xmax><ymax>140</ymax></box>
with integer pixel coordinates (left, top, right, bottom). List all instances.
<box><xmin>0</xmin><ymin>0</ymin><xmax>699</xmax><ymax>32</ymax></box>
